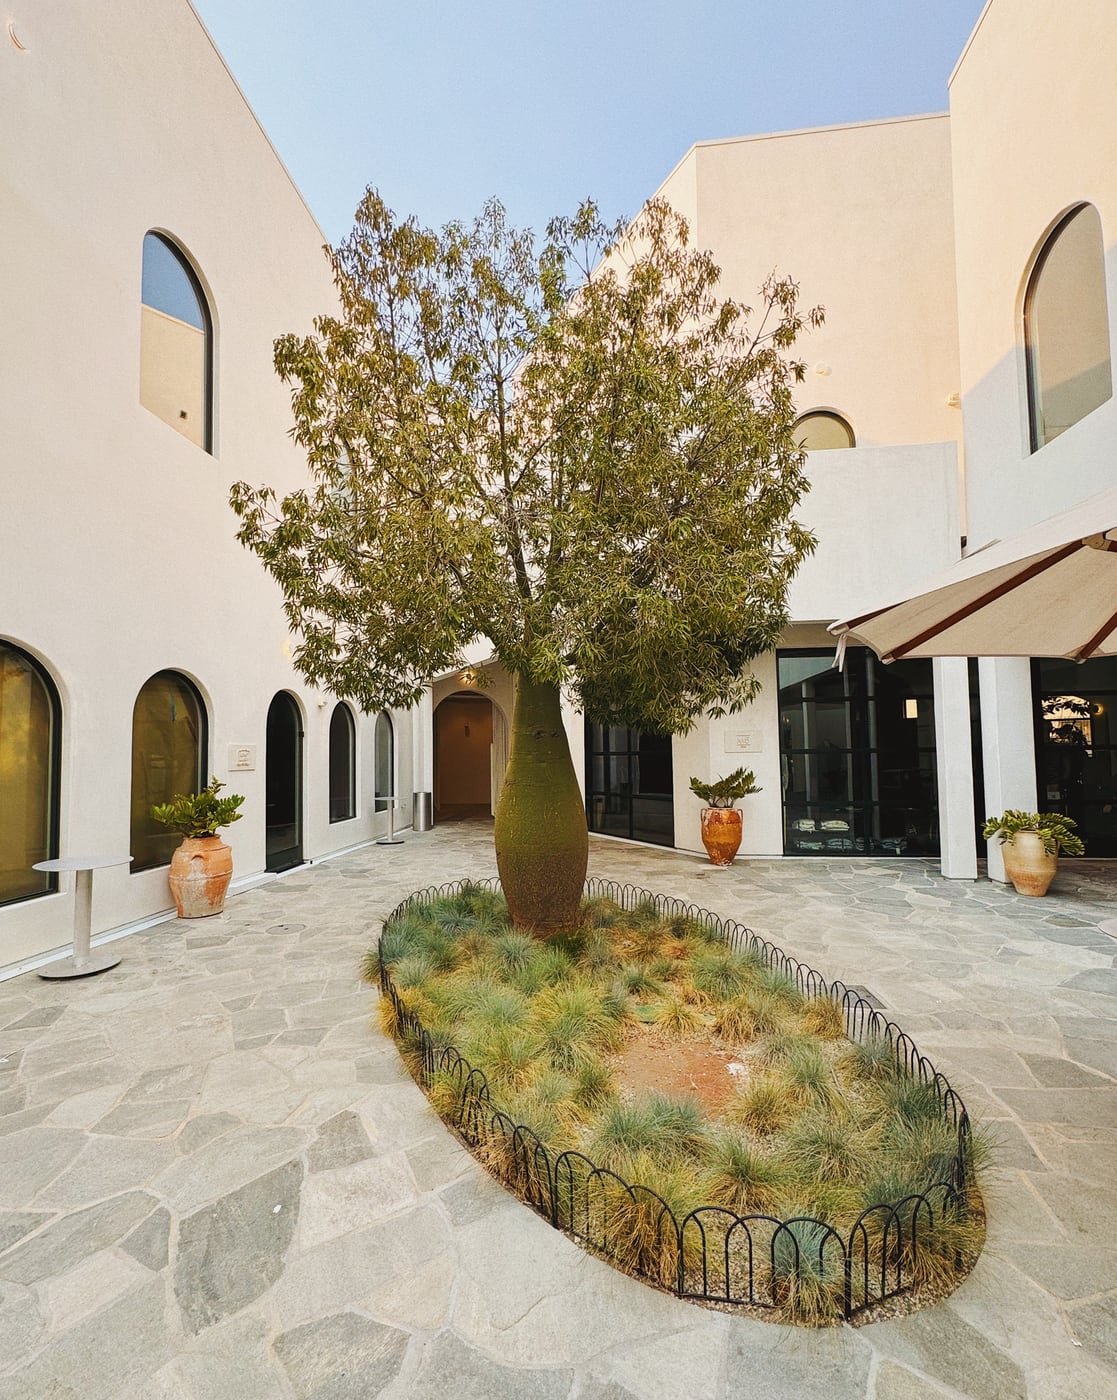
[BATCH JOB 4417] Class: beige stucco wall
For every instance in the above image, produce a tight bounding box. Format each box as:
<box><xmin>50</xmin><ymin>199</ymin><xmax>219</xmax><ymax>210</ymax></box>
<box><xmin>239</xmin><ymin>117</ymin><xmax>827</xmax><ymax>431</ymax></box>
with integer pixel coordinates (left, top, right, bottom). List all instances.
<box><xmin>0</xmin><ymin>0</ymin><xmax>411</xmax><ymax>972</ymax></box>
<box><xmin>139</xmin><ymin>305</ymin><xmax>207</xmax><ymax>448</ymax></box>
<box><xmin>652</xmin><ymin>117</ymin><xmax>964</xmax><ymax>628</ymax></box>
<box><xmin>681</xmin><ymin>115</ymin><xmax>962</xmax><ymax>451</ymax></box>
<box><xmin>950</xmin><ymin>0</ymin><xmax>1117</xmax><ymax>546</ymax></box>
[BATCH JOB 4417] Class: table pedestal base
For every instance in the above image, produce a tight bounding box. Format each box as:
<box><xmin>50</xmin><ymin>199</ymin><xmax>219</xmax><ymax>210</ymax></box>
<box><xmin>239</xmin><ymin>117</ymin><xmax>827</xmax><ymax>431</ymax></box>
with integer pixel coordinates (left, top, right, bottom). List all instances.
<box><xmin>38</xmin><ymin>949</ymin><xmax>122</xmax><ymax>980</ymax></box>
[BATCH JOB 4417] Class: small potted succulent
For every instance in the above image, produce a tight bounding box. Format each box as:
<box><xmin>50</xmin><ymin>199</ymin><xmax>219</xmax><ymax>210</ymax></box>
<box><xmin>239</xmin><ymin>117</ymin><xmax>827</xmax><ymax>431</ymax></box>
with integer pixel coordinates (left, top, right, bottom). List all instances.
<box><xmin>982</xmin><ymin>809</ymin><xmax>1084</xmax><ymax>897</ymax></box>
<box><xmin>152</xmin><ymin>777</ymin><xmax>245</xmax><ymax>918</ymax></box>
<box><xmin>689</xmin><ymin>767</ymin><xmax>762</xmax><ymax>867</ymax></box>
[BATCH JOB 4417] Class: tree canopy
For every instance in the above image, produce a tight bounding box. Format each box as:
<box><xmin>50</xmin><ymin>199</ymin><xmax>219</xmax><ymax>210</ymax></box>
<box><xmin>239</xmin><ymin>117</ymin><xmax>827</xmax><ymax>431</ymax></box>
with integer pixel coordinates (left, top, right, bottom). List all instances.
<box><xmin>230</xmin><ymin>193</ymin><xmax>820</xmax><ymax>734</ymax></box>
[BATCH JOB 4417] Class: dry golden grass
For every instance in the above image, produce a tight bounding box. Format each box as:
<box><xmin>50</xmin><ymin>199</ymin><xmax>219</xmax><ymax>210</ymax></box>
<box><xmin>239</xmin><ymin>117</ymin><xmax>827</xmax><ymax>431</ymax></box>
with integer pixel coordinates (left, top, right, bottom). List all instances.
<box><xmin>799</xmin><ymin>997</ymin><xmax>846</xmax><ymax>1040</ymax></box>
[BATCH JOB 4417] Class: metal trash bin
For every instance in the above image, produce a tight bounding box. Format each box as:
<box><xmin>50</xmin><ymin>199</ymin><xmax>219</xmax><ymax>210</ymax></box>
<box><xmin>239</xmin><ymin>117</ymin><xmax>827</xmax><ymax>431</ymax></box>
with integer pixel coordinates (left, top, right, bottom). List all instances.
<box><xmin>412</xmin><ymin>791</ymin><xmax>433</xmax><ymax>833</ymax></box>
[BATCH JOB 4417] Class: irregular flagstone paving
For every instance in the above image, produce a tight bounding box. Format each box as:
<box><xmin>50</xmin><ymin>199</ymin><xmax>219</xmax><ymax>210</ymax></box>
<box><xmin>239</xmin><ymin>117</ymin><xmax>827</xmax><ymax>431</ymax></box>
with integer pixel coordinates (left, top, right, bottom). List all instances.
<box><xmin>1</xmin><ymin>826</ymin><xmax>1116</xmax><ymax>1399</ymax></box>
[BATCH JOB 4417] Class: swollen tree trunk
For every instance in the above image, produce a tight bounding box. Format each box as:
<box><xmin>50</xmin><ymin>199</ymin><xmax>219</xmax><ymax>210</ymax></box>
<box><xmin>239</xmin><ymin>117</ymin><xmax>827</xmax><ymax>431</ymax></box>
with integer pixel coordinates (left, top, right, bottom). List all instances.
<box><xmin>494</xmin><ymin>676</ymin><xmax>588</xmax><ymax>936</ymax></box>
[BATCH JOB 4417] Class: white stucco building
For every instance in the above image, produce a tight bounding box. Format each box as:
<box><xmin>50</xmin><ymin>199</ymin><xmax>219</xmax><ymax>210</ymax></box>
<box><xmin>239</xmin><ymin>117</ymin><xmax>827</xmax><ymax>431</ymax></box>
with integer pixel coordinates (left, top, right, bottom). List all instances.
<box><xmin>0</xmin><ymin>1</ymin><xmax>414</xmax><ymax>976</ymax></box>
<box><xmin>2</xmin><ymin>0</ymin><xmax>1114</xmax><ymax>976</ymax></box>
<box><xmin>430</xmin><ymin>0</ymin><xmax>1116</xmax><ymax>880</ymax></box>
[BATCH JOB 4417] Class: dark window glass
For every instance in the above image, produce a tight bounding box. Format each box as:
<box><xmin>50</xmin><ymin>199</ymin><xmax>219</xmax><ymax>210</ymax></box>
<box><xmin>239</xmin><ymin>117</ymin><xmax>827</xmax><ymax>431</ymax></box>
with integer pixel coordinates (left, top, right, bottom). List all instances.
<box><xmin>266</xmin><ymin>692</ymin><xmax>303</xmax><ymax>872</ymax></box>
<box><xmin>140</xmin><ymin>232</ymin><xmax>213</xmax><ymax>451</ymax></box>
<box><xmin>778</xmin><ymin>648</ymin><xmax>938</xmax><ymax>856</ymax></box>
<box><xmin>585</xmin><ymin>721</ymin><xmax>674</xmax><ymax>846</ymax></box>
<box><xmin>131</xmin><ymin>672</ymin><xmax>206</xmax><ymax>873</ymax></box>
<box><xmin>1033</xmin><ymin>656</ymin><xmax>1117</xmax><ymax>857</ymax></box>
<box><xmin>328</xmin><ymin>704</ymin><xmax>356</xmax><ymax>822</ymax></box>
<box><xmin>0</xmin><ymin>643</ymin><xmax>61</xmax><ymax>905</ymax></box>
<box><xmin>375</xmin><ymin>711</ymin><xmax>394</xmax><ymax>813</ymax></box>
<box><xmin>1025</xmin><ymin>205</ymin><xmax>1112</xmax><ymax>449</ymax></box>
<box><xmin>794</xmin><ymin>411</ymin><xmax>855</xmax><ymax>451</ymax></box>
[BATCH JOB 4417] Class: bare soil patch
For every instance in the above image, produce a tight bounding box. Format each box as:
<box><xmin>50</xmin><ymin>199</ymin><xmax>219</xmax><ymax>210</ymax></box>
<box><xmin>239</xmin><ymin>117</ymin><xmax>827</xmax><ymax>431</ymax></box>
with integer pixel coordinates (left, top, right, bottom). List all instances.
<box><xmin>615</xmin><ymin>1026</ymin><xmax>742</xmax><ymax>1114</ymax></box>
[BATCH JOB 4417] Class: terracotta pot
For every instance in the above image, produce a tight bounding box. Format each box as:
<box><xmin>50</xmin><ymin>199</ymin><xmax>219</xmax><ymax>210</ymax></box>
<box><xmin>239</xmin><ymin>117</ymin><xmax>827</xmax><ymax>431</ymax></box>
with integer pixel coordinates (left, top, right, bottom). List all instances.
<box><xmin>1001</xmin><ymin>830</ymin><xmax>1057</xmax><ymax>897</ymax></box>
<box><xmin>700</xmin><ymin>807</ymin><xmax>742</xmax><ymax>866</ymax></box>
<box><xmin>168</xmin><ymin>835</ymin><xmax>233</xmax><ymax>918</ymax></box>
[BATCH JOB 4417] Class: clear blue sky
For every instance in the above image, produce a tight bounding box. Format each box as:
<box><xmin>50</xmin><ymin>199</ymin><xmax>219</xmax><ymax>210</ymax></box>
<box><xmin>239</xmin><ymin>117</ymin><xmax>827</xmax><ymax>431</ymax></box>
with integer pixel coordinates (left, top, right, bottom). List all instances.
<box><xmin>193</xmin><ymin>0</ymin><xmax>987</xmax><ymax>245</ymax></box>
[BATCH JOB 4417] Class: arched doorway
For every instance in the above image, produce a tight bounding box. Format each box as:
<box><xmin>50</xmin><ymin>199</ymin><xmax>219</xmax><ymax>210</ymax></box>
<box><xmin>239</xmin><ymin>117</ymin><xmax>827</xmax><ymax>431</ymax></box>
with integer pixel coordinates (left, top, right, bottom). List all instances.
<box><xmin>434</xmin><ymin>691</ymin><xmax>496</xmax><ymax>821</ymax></box>
<box><xmin>266</xmin><ymin>692</ymin><xmax>303</xmax><ymax>871</ymax></box>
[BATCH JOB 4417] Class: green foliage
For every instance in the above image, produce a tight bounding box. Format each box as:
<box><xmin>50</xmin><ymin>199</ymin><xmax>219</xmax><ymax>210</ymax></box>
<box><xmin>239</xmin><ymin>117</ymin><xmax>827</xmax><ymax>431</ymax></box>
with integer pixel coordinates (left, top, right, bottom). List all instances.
<box><xmin>704</xmin><ymin>1131</ymin><xmax>788</xmax><ymax>1213</ymax></box>
<box><xmin>688</xmin><ymin>767</ymin><xmax>762</xmax><ymax>809</ymax></box>
<box><xmin>230</xmin><ymin>193</ymin><xmax>819</xmax><ymax>734</ymax></box>
<box><xmin>771</xmin><ymin>1217</ymin><xmax>845</xmax><ymax>1324</ymax></box>
<box><xmin>587</xmin><ymin>1093</ymin><xmax>707</xmax><ymax>1170</ymax></box>
<box><xmin>753</xmin><ymin>967</ymin><xmax>805</xmax><ymax>1009</ymax></box>
<box><xmin>150</xmin><ymin>777</ymin><xmax>244</xmax><ymax>838</ymax></box>
<box><xmin>616</xmin><ymin>964</ymin><xmax>665</xmax><ymax>998</ymax></box>
<box><xmin>981</xmin><ymin>810</ymin><xmax>1085</xmax><ymax>856</ymax></box>
<box><xmin>530</xmin><ymin>983</ymin><xmax>624</xmax><ymax>1070</ymax></box>
<box><xmin>838</xmin><ymin>1035</ymin><xmax>899</xmax><ymax>1084</ymax></box>
<box><xmin>725</xmin><ymin>1072</ymin><xmax>800</xmax><ymax>1136</ymax></box>
<box><xmin>690</xmin><ymin>949</ymin><xmax>750</xmax><ymax>1001</ymax></box>
<box><xmin>657</xmin><ymin>994</ymin><xmax>704</xmax><ymax>1039</ymax></box>
<box><xmin>571</xmin><ymin>1058</ymin><xmax>617</xmax><ymax>1112</ymax></box>
<box><xmin>781</xmin><ymin>1112</ymin><xmax>867</xmax><ymax>1183</ymax></box>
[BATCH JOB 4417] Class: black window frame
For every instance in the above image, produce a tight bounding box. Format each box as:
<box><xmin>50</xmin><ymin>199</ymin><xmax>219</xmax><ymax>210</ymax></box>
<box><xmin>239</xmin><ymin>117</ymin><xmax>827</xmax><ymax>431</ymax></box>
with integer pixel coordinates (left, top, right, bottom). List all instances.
<box><xmin>0</xmin><ymin>640</ymin><xmax>62</xmax><ymax>907</ymax></box>
<box><xmin>140</xmin><ymin>230</ymin><xmax>215</xmax><ymax>454</ymax></box>
<box><xmin>129</xmin><ymin>669</ymin><xmax>208</xmax><ymax>874</ymax></box>
<box><xmin>1024</xmin><ymin>203</ymin><xmax>1113</xmax><ymax>453</ymax></box>
<box><xmin>328</xmin><ymin>702</ymin><xmax>357</xmax><ymax>823</ymax></box>
<box><xmin>777</xmin><ymin>646</ymin><xmax>939</xmax><ymax>857</ymax></box>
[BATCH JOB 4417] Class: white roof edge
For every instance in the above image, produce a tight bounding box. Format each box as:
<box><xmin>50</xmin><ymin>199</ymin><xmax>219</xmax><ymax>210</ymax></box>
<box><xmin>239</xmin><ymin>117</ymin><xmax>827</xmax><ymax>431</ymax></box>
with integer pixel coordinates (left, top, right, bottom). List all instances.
<box><xmin>652</xmin><ymin>111</ymin><xmax>950</xmax><ymax>202</ymax></box>
<box><xmin>688</xmin><ymin>110</ymin><xmax>950</xmax><ymax>156</ymax></box>
<box><xmin>653</xmin><ymin>145</ymin><xmax>700</xmax><ymax>200</ymax></box>
<box><xmin>185</xmin><ymin>0</ymin><xmax>330</xmax><ymax>247</ymax></box>
<box><xmin>949</xmin><ymin>0</ymin><xmax>996</xmax><ymax>88</ymax></box>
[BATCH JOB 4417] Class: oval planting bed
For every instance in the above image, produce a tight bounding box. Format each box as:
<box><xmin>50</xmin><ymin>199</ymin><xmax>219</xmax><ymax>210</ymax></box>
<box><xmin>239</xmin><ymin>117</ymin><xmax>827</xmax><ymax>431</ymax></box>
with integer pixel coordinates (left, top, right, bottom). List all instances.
<box><xmin>370</xmin><ymin>879</ymin><xmax>987</xmax><ymax>1325</ymax></box>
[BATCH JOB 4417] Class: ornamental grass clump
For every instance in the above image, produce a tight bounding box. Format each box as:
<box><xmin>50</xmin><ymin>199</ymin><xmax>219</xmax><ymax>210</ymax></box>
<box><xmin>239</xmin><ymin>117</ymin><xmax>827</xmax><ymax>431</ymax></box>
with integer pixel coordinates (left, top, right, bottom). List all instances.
<box><xmin>373</xmin><ymin>889</ymin><xmax>986</xmax><ymax>1324</ymax></box>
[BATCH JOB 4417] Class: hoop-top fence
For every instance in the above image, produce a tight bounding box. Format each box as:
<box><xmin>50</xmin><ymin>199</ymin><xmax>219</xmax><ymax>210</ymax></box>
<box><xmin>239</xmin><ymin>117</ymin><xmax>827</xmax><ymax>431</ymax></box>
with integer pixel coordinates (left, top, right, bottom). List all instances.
<box><xmin>379</xmin><ymin>878</ymin><xmax>976</xmax><ymax>1322</ymax></box>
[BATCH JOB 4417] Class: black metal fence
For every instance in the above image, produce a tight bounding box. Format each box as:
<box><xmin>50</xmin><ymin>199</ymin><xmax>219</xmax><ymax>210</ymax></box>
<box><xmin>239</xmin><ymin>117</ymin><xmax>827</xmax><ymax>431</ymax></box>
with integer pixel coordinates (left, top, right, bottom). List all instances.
<box><xmin>380</xmin><ymin>877</ymin><xmax>975</xmax><ymax>1322</ymax></box>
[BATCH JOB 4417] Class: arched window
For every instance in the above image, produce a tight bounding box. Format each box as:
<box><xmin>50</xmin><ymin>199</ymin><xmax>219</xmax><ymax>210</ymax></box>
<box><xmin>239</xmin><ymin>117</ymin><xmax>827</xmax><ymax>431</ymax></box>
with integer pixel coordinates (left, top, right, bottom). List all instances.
<box><xmin>140</xmin><ymin>232</ymin><xmax>213</xmax><ymax>451</ymax></box>
<box><xmin>794</xmin><ymin>411</ymin><xmax>856</xmax><ymax>451</ymax></box>
<box><xmin>1025</xmin><ymin>204</ymin><xmax>1112</xmax><ymax>449</ymax></box>
<box><xmin>329</xmin><ymin>703</ymin><xmax>356</xmax><ymax>822</ymax></box>
<box><xmin>0</xmin><ymin>642</ymin><xmax>61</xmax><ymax>905</ymax></box>
<box><xmin>131</xmin><ymin>671</ymin><xmax>206</xmax><ymax>873</ymax></box>
<box><xmin>374</xmin><ymin>711</ymin><xmax>394</xmax><ymax>813</ymax></box>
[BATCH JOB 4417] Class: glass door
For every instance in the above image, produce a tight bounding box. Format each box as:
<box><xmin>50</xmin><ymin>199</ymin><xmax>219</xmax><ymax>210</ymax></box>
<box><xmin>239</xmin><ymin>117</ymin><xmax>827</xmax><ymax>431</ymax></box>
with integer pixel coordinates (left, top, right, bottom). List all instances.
<box><xmin>778</xmin><ymin>648</ymin><xmax>938</xmax><ymax>856</ymax></box>
<box><xmin>1034</xmin><ymin>656</ymin><xmax>1117</xmax><ymax>857</ymax></box>
<box><xmin>585</xmin><ymin>721</ymin><xmax>674</xmax><ymax>846</ymax></box>
<box><xmin>266</xmin><ymin>692</ymin><xmax>303</xmax><ymax>872</ymax></box>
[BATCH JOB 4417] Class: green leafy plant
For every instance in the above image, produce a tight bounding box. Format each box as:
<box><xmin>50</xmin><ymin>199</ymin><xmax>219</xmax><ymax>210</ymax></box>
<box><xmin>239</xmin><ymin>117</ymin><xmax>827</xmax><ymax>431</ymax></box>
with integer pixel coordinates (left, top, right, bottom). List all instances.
<box><xmin>981</xmin><ymin>810</ymin><xmax>1085</xmax><ymax>857</ymax></box>
<box><xmin>231</xmin><ymin>193</ymin><xmax>820</xmax><ymax>936</ymax></box>
<box><xmin>688</xmin><ymin>768</ymin><xmax>763</xmax><ymax>809</ymax></box>
<box><xmin>150</xmin><ymin>777</ymin><xmax>244</xmax><ymax>838</ymax></box>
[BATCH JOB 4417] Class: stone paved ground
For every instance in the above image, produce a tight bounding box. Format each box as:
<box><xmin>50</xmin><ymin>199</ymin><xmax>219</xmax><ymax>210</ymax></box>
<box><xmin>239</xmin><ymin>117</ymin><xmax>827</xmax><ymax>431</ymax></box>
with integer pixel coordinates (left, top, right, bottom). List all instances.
<box><xmin>2</xmin><ymin>826</ymin><xmax>1117</xmax><ymax>1399</ymax></box>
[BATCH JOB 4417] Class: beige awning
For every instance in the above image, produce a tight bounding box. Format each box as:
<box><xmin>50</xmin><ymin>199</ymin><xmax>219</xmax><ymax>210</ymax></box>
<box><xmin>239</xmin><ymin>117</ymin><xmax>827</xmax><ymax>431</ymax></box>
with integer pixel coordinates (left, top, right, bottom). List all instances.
<box><xmin>830</xmin><ymin>485</ymin><xmax>1117</xmax><ymax>663</ymax></box>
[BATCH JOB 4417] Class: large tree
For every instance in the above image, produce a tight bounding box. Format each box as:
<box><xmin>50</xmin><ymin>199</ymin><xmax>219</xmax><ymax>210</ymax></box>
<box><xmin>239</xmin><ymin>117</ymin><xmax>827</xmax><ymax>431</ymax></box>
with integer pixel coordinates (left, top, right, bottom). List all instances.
<box><xmin>230</xmin><ymin>194</ymin><xmax>820</xmax><ymax>934</ymax></box>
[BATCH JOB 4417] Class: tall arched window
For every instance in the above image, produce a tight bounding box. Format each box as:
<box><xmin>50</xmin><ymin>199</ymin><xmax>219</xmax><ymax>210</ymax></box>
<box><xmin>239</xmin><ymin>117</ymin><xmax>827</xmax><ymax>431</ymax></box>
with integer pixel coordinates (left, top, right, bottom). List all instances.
<box><xmin>131</xmin><ymin>672</ymin><xmax>206</xmax><ymax>873</ymax></box>
<box><xmin>374</xmin><ymin>711</ymin><xmax>394</xmax><ymax>813</ymax></box>
<box><xmin>794</xmin><ymin>411</ymin><xmax>856</xmax><ymax>451</ymax></box>
<box><xmin>1025</xmin><ymin>204</ymin><xmax>1112</xmax><ymax>450</ymax></box>
<box><xmin>140</xmin><ymin>232</ymin><xmax>213</xmax><ymax>452</ymax></box>
<box><xmin>329</xmin><ymin>703</ymin><xmax>356</xmax><ymax>822</ymax></box>
<box><xmin>0</xmin><ymin>642</ymin><xmax>61</xmax><ymax>905</ymax></box>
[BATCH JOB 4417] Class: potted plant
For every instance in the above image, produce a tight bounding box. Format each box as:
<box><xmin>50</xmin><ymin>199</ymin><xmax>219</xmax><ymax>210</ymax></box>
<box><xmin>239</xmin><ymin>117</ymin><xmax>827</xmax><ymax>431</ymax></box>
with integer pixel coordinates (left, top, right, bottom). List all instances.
<box><xmin>982</xmin><ymin>809</ymin><xmax>1084</xmax><ymax>897</ymax></box>
<box><xmin>152</xmin><ymin>777</ymin><xmax>245</xmax><ymax>918</ymax></box>
<box><xmin>689</xmin><ymin>768</ymin><xmax>762</xmax><ymax>866</ymax></box>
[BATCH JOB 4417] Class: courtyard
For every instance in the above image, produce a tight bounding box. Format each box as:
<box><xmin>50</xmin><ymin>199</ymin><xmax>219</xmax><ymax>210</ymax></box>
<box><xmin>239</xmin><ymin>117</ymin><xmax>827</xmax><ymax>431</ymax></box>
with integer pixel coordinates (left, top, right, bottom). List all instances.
<box><xmin>2</xmin><ymin>828</ymin><xmax>1117</xmax><ymax>1398</ymax></box>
